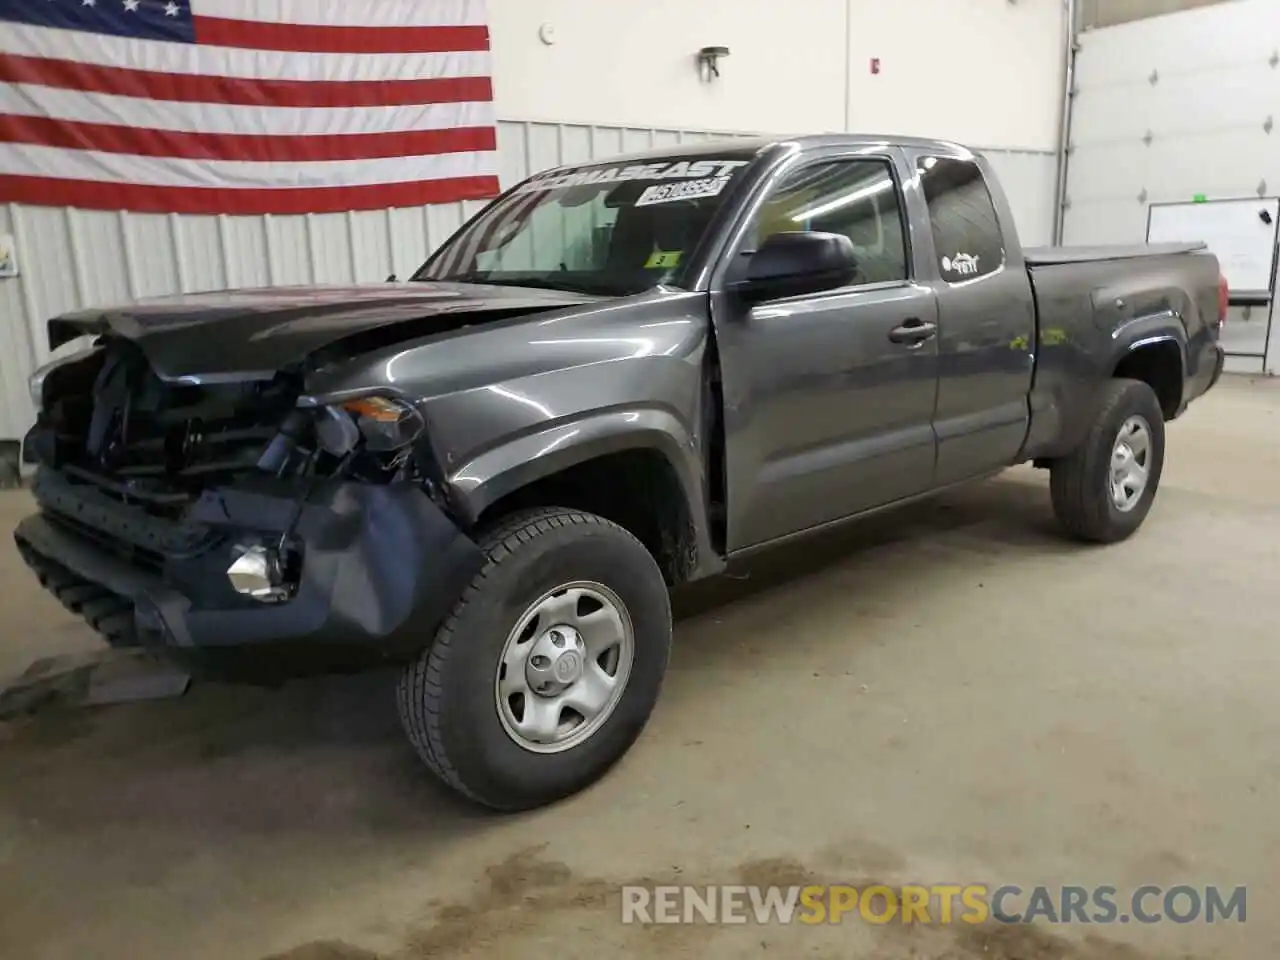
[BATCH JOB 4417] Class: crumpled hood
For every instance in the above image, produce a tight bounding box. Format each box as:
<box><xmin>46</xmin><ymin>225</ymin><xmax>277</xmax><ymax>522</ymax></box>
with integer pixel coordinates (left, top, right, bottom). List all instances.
<box><xmin>46</xmin><ymin>282</ymin><xmax>603</xmax><ymax>382</ymax></box>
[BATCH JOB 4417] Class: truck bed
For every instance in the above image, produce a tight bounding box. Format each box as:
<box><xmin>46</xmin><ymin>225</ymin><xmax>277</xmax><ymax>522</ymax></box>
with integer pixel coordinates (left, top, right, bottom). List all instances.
<box><xmin>1023</xmin><ymin>242</ymin><xmax>1206</xmax><ymax>266</ymax></box>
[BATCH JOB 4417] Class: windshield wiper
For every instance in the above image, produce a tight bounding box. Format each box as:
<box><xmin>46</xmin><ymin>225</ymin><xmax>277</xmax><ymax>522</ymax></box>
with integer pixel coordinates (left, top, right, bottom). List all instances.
<box><xmin>409</xmin><ymin>271</ymin><xmax>487</xmax><ymax>284</ymax></box>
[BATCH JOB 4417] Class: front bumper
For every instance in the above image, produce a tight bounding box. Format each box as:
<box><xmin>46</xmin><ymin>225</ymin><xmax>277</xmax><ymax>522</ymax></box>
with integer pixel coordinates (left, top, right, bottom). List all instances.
<box><xmin>14</xmin><ymin>470</ymin><xmax>485</xmax><ymax>680</ymax></box>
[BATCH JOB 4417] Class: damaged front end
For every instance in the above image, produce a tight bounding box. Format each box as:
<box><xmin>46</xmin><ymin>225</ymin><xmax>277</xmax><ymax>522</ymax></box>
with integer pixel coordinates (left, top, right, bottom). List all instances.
<box><xmin>15</xmin><ymin>336</ymin><xmax>483</xmax><ymax>681</ymax></box>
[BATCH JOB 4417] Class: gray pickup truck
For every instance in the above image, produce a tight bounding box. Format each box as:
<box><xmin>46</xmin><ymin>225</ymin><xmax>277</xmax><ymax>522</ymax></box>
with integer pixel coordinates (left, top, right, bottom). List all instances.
<box><xmin>16</xmin><ymin>134</ymin><xmax>1226</xmax><ymax>810</ymax></box>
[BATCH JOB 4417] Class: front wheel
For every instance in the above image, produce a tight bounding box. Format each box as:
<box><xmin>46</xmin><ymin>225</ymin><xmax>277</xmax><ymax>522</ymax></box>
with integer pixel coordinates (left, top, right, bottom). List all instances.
<box><xmin>1049</xmin><ymin>378</ymin><xmax>1166</xmax><ymax>543</ymax></box>
<box><xmin>397</xmin><ymin>507</ymin><xmax>672</xmax><ymax>811</ymax></box>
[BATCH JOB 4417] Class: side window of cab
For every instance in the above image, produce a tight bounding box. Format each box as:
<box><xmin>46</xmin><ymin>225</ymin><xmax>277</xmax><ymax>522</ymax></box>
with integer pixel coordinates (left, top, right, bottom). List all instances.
<box><xmin>747</xmin><ymin>158</ymin><xmax>909</xmax><ymax>287</ymax></box>
<box><xmin>917</xmin><ymin>155</ymin><xmax>1006</xmax><ymax>283</ymax></box>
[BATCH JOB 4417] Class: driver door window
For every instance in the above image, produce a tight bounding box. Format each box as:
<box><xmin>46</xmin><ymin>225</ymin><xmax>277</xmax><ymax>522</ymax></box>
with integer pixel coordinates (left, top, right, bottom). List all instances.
<box><xmin>749</xmin><ymin>158</ymin><xmax>908</xmax><ymax>287</ymax></box>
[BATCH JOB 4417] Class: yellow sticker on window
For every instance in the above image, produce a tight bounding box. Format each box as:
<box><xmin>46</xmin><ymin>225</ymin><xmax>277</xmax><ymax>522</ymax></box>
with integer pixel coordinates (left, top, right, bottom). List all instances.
<box><xmin>645</xmin><ymin>250</ymin><xmax>682</xmax><ymax>269</ymax></box>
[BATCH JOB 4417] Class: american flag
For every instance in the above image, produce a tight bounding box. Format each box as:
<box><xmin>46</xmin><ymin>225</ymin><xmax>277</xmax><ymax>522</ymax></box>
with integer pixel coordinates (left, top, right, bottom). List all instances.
<box><xmin>0</xmin><ymin>0</ymin><xmax>501</xmax><ymax>214</ymax></box>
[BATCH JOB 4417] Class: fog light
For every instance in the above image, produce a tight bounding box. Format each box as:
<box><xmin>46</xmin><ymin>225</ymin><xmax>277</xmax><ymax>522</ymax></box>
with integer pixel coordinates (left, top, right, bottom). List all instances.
<box><xmin>228</xmin><ymin>545</ymin><xmax>292</xmax><ymax>603</ymax></box>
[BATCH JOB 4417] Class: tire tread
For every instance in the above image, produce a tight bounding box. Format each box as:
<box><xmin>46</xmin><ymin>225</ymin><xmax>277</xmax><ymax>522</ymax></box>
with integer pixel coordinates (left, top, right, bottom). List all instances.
<box><xmin>1050</xmin><ymin>377</ymin><xmax>1162</xmax><ymax>542</ymax></box>
<box><xmin>395</xmin><ymin>506</ymin><xmax>646</xmax><ymax>808</ymax></box>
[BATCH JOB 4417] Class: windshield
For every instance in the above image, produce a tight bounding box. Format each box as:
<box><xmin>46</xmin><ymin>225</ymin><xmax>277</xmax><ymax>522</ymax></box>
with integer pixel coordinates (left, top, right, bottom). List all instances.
<box><xmin>411</xmin><ymin>151</ymin><xmax>760</xmax><ymax>295</ymax></box>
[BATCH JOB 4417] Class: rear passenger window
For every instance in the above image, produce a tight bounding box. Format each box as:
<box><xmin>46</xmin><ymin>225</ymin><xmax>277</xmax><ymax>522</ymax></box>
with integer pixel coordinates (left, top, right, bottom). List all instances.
<box><xmin>918</xmin><ymin>156</ymin><xmax>1006</xmax><ymax>283</ymax></box>
<box><xmin>750</xmin><ymin>158</ymin><xmax>908</xmax><ymax>286</ymax></box>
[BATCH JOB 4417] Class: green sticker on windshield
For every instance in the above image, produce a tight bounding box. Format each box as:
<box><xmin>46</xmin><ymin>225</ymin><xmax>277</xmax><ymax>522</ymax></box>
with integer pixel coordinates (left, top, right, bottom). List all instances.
<box><xmin>645</xmin><ymin>250</ymin><xmax>682</xmax><ymax>269</ymax></box>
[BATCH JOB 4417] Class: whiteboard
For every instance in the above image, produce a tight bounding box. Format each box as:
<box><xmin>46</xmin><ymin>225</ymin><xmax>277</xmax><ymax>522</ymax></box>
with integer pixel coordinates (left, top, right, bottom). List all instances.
<box><xmin>1147</xmin><ymin>198</ymin><xmax>1280</xmax><ymax>300</ymax></box>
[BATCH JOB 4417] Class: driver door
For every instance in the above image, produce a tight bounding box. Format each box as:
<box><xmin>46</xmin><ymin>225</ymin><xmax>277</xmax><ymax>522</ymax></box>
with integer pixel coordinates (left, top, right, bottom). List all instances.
<box><xmin>711</xmin><ymin>150</ymin><xmax>942</xmax><ymax>551</ymax></box>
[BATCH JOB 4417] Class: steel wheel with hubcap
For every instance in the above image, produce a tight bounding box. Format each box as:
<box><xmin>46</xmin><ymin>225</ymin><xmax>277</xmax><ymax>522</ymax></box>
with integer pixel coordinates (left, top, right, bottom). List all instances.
<box><xmin>1109</xmin><ymin>415</ymin><xmax>1152</xmax><ymax>513</ymax></box>
<box><xmin>1050</xmin><ymin>377</ymin><xmax>1166</xmax><ymax>543</ymax></box>
<box><xmin>397</xmin><ymin>507</ymin><xmax>672</xmax><ymax>811</ymax></box>
<box><xmin>495</xmin><ymin>582</ymin><xmax>635</xmax><ymax>754</ymax></box>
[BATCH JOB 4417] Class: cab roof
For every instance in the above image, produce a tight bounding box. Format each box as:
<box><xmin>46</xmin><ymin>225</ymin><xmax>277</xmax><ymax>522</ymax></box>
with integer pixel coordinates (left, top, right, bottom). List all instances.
<box><xmin>559</xmin><ymin>133</ymin><xmax>976</xmax><ymax>169</ymax></box>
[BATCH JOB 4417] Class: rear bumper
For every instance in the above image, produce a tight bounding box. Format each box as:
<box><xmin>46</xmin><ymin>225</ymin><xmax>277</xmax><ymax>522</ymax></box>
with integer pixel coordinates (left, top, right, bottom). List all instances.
<box><xmin>1190</xmin><ymin>341</ymin><xmax>1226</xmax><ymax>406</ymax></box>
<box><xmin>14</xmin><ymin>472</ymin><xmax>484</xmax><ymax>680</ymax></box>
<box><xmin>1207</xmin><ymin>342</ymin><xmax>1225</xmax><ymax>392</ymax></box>
<box><xmin>1173</xmin><ymin>340</ymin><xmax>1224</xmax><ymax>419</ymax></box>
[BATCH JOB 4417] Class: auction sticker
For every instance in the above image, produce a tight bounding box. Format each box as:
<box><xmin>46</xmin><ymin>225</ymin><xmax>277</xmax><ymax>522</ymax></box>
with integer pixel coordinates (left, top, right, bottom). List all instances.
<box><xmin>645</xmin><ymin>250</ymin><xmax>682</xmax><ymax>268</ymax></box>
<box><xmin>635</xmin><ymin>175</ymin><xmax>733</xmax><ymax>206</ymax></box>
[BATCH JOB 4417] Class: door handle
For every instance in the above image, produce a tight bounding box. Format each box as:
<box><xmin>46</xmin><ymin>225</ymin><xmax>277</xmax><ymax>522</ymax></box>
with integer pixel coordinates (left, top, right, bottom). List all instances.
<box><xmin>888</xmin><ymin>319</ymin><xmax>938</xmax><ymax>345</ymax></box>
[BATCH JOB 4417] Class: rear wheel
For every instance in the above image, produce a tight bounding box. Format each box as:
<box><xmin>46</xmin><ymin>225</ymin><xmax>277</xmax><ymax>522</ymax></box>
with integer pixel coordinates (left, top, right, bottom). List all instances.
<box><xmin>396</xmin><ymin>507</ymin><xmax>672</xmax><ymax>811</ymax></box>
<box><xmin>1049</xmin><ymin>378</ymin><xmax>1166</xmax><ymax>543</ymax></box>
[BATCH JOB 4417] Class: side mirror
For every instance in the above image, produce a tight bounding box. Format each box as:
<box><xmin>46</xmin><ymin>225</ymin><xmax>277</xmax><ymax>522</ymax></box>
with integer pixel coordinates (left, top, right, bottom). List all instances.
<box><xmin>729</xmin><ymin>231</ymin><xmax>857</xmax><ymax>303</ymax></box>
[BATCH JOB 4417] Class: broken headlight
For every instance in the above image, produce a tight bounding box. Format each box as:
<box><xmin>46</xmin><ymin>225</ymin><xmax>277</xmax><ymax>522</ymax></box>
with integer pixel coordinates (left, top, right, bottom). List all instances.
<box><xmin>319</xmin><ymin>395</ymin><xmax>426</xmax><ymax>455</ymax></box>
<box><xmin>27</xmin><ymin>342</ymin><xmax>103</xmax><ymax>408</ymax></box>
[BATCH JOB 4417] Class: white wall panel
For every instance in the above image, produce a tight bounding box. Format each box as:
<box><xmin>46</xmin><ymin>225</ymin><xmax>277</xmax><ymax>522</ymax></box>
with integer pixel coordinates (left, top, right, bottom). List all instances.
<box><xmin>489</xmin><ymin>0</ymin><xmax>1067</xmax><ymax>151</ymax></box>
<box><xmin>1081</xmin><ymin>0</ymin><xmax>1234</xmax><ymax>30</ymax></box>
<box><xmin>981</xmin><ymin>149</ymin><xmax>1060</xmax><ymax>251</ymax></box>
<box><xmin>225</xmin><ymin>217</ymin><xmax>270</xmax><ymax>290</ymax></box>
<box><xmin>489</xmin><ymin>0</ymin><xmax>847</xmax><ymax>136</ymax></box>
<box><xmin>0</xmin><ymin>205</ymin><xmax>36</xmax><ymax>445</ymax></box>
<box><xmin>178</xmin><ymin>217</ymin><xmax>229</xmax><ymax>293</ymax></box>
<box><xmin>1064</xmin><ymin>0</ymin><xmax>1280</xmax><ymax>373</ymax></box>
<box><xmin>0</xmin><ymin>121</ymin><xmax>1055</xmax><ymax>441</ymax></box>
<box><xmin>846</xmin><ymin>0</ymin><xmax>1066</xmax><ymax>149</ymax></box>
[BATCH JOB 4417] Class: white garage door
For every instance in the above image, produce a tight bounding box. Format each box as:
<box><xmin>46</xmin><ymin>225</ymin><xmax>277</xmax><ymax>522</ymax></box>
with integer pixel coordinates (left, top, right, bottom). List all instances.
<box><xmin>1061</xmin><ymin>0</ymin><xmax>1280</xmax><ymax>374</ymax></box>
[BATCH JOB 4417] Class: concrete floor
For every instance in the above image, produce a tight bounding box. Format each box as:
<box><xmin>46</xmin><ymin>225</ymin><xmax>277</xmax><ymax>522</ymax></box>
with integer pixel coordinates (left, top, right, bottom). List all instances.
<box><xmin>1</xmin><ymin>374</ymin><xmax>1278</xmax><ymax>960</ymax></box>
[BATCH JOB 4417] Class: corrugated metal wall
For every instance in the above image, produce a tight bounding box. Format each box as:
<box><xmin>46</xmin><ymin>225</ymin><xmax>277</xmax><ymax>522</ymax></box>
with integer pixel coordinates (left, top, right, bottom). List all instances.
<box><xmin>0</xmin><ymin>120</ymin><xmax>1056</xmax><ymax>441</ymax></box>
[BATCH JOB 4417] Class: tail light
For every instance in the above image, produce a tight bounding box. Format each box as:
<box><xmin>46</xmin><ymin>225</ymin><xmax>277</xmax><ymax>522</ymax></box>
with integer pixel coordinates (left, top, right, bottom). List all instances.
<box><xmin>1217</xmin><ymin>274</ymin><xmax>1229</xmax><ymax>329</ymax></box>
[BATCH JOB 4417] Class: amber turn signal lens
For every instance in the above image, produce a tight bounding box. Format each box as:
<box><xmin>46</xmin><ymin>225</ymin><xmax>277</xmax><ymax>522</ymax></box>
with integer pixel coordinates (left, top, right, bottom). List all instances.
<box><xmin>342</xmin><ymin>396</ymin><xmax>405</xmax><ymax>423</ymax></box>
<box><xmin>336</xmin><ymin>395</ymin><xmax>425</xmax><ymax>452</ymax></box>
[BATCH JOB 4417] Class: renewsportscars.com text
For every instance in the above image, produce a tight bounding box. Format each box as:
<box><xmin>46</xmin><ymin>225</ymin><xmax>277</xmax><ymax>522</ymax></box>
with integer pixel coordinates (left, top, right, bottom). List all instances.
<box><xmin>621</xmin><ymin>884</ymin><xmax>1247</xmax><ymax>926</ymax></box>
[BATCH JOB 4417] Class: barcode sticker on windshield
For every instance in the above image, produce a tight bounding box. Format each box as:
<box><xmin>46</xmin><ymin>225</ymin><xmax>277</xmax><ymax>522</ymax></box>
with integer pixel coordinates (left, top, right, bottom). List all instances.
<box><xmin>634</xmin><ymin>175</ymin><xmax>733</xmax><ymax>206</ymax></box>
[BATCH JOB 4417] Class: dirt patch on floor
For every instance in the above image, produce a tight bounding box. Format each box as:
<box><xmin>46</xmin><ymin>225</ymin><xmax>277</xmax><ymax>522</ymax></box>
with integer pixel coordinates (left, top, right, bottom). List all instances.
<box><xmin>262</xmin><ymin>843</ymin><xmax>1185</xmax><ymax>960</ymax></box>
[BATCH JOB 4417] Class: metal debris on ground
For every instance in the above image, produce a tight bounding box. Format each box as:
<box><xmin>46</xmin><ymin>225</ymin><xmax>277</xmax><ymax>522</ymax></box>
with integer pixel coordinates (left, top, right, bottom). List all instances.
<box><xmin>0</xmin><ymin>649</ymin><xmax>191</xmax><ymax>720</ymax></box>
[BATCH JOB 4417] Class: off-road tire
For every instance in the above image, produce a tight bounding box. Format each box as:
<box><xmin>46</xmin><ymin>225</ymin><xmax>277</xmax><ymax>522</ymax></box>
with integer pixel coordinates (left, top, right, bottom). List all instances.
<box><xmin>1049</xmin><ymin>378</ymin><xmax>1166</xmax><ymax>543</ymax></box>
<box><xmin>396</xmin><ymin>507</ymin><xmax>672</xmax><ymax>811</ymax></box>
